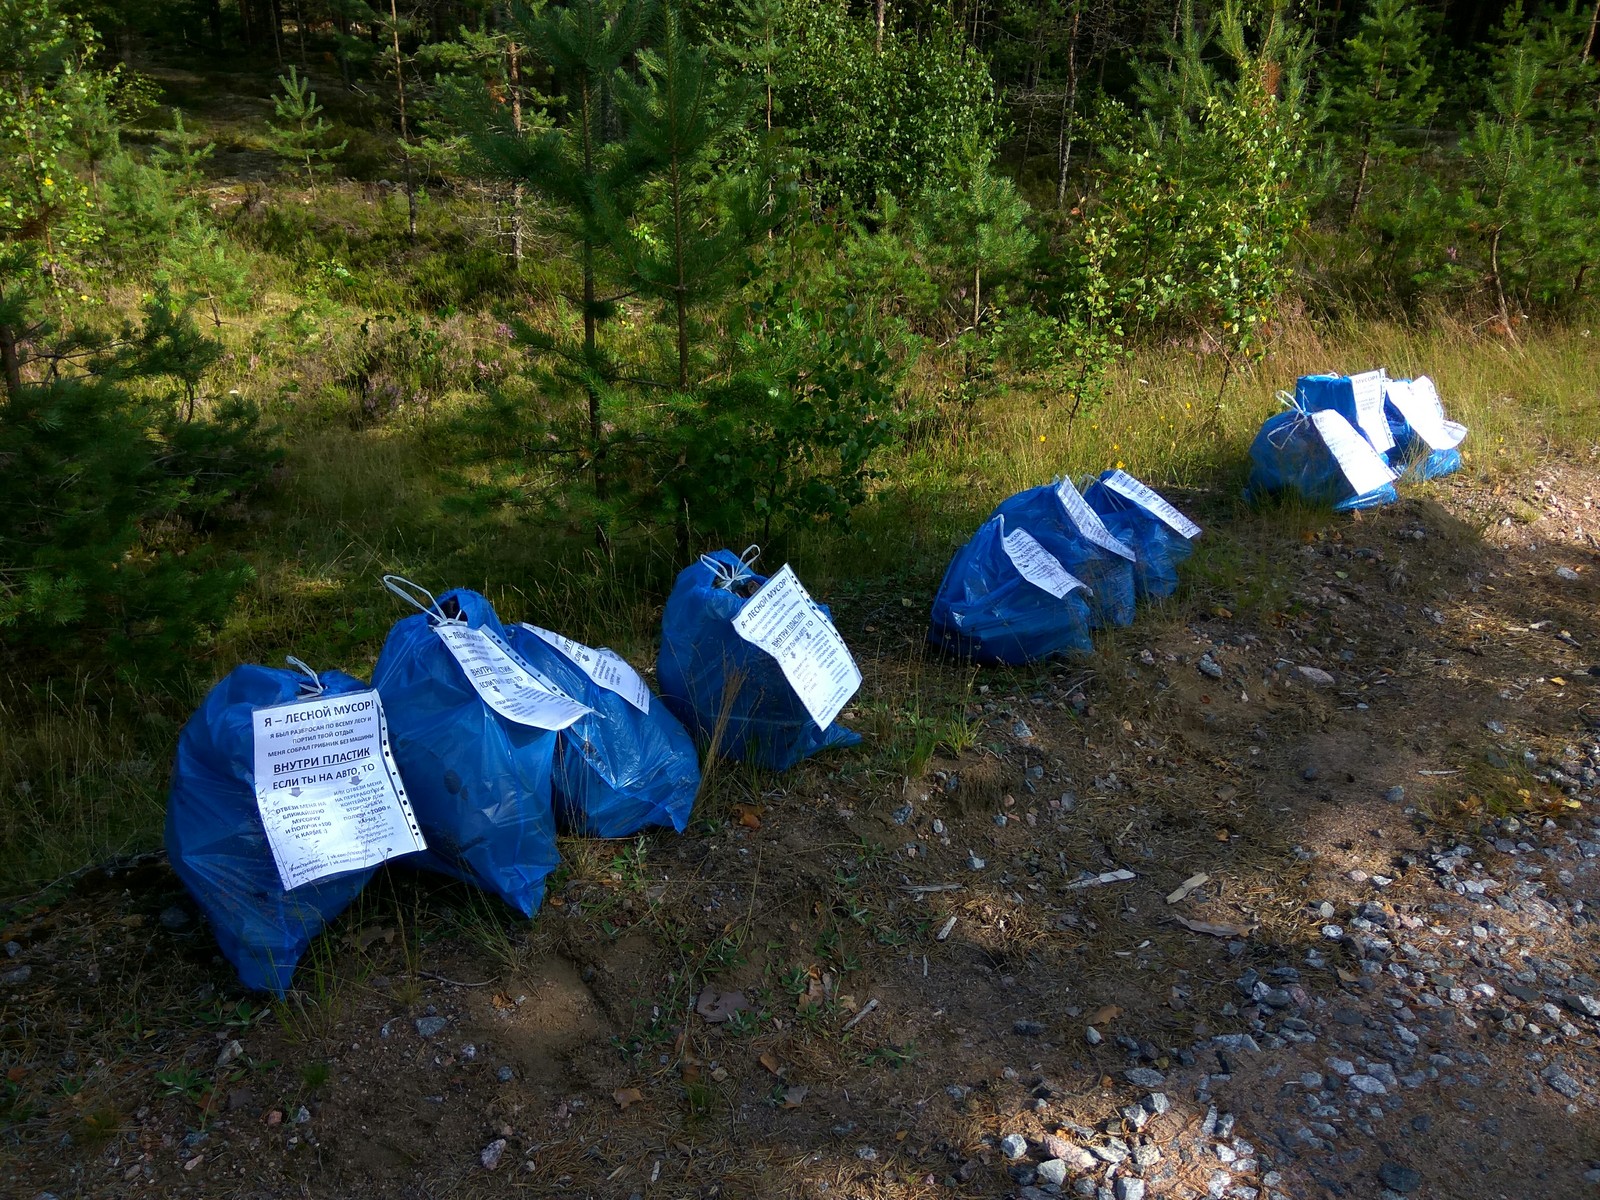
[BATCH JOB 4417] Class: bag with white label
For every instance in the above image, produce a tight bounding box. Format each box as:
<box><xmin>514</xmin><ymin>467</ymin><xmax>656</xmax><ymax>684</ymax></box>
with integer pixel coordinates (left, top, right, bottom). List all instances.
<box><xmin>502</xmin><ymin>622</ymin><xmax>700</xmax><ymax>838</ymax></box>
<box><xmin>1082</xmin><ymin>469</ymin><xmax>1201</xmax><ymax>601</ymax></box>
<box><xmin>373</xmin><ymin>580</ymin><xmax>587</xmax><ymax>916</ymax></box>
<box><xmin>658</xmin><ymin>548</ymin><xmax>862</xmax><ymax>772</ymax></box>
<box><xmin>929</xmin><ymin>516</ymin><xmax>1095</xmax><ymax>664</ymax></box>
<box><xmin>1246</xmin><ymin>398</ymin><xmax>1399</xmax><ymax>512</ymax></box>
<box><xmin>987</xmin><ymin>480</ymin><xmax>1137</xmax><ymax>628</ymax></box>
<box><xmin>1382</xmin><ymin>375</ymin><xmax>1465</xmax><ymax>482</ymax></box>
<box><xmin>166</xmin><ymin>660</ymin><xmax>425</xmax><ymax>994</ymax></box>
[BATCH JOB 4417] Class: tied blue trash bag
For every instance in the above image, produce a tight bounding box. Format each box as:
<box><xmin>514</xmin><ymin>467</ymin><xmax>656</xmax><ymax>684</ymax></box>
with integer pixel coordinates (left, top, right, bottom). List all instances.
<box><xmin>1246</xmin><ymin>399</ymin><xmax>1400</xmax><ymax>512</ymax></box>
<box><xmin>658</xmin><ymin>548</ymin><xmax>862</xmax><ymax>772</ymax></box>
<box><xmin>166</xmin><ymin>659</ymin><xmax>425</xmax><ymax>995</ymax></box>
<box><xmin>930</xmin><ymin>515</ymin><xmax>1095</xmax><ymax>664</ymax></box>
<box><xmin>1083</xmin><ymin>469</ymin><xmax>1202</xmax><ymax>601</ymax></box>
<box><xmin>1382</xmin><ymin>375</ymin><xmax>1465</xmax><ymax>482</ymax></box>
<box><xmin>989</xmin><ymin>478</ymin><xmax>1137</xmax><ymax>628</ymax></box>
<box><xmin>1294</xmin><ymin>371</ymin><xmax>1397</xmax><ymax>459</ymax></box>
<box><xmin>502</xmin><ymin>622</ymin><xmax>701</xmax><ymax>837</ymax></box>
<box><xmin>373</xmin><ymin>579</ymin><xmax>590</xmax><ymax>916</ymax></box>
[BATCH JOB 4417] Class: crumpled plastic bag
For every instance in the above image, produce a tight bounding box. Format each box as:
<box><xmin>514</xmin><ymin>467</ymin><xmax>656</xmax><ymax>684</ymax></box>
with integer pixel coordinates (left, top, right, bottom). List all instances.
<box><xmin>1082</xmin><ymin>469</ymin><xmax>1201</xmax><ymax>602</ymax></box>
<box><xmin>503</xmin><ymin>622</ymin><xmax>700</xmax><ymax>837</ymax></box>
<box><xmin>1247</xmin><ymin>401</ymin><xmax>1399</xmax><ymax>511</ymax></box>
<box><xmin>658</xmin><ymin>549</ymin><xmax>860</xmax><ymax>772</ymax></box>
<box><xmin>373</xmin><ymin>582</ymin><xmax>575</xmax><ymax>916</ymax></box>
<box><xmin>1383</xmin><ymin>375</ymin><xmax>1465</xmax><ymax>482</ymax></box>
<box><xmin>989</xmin><ymin>479</ymin><xmax>1137</xmax><ymax>627</ymax></box>
<box><xmin>930</xmin><ymin>515</ymin><xmax>1095</xmax><ymax>664</ymax></box>
<box><xmin>167</xmin><ymin>662</ymin><xmax>408</xmax><ymax>994</ymax></box>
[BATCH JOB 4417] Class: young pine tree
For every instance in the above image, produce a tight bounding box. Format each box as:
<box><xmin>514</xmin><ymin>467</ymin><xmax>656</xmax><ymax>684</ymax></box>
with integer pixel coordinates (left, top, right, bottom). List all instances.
<box><xmin>1327</xmin><ymin>0</ymin><xmax>1441</xmax><ymax>222</ymax></box>
<box><xmin>264</xmin><ymin>66</ymin><xmax>347</xmax><ymax>189</ymax></box>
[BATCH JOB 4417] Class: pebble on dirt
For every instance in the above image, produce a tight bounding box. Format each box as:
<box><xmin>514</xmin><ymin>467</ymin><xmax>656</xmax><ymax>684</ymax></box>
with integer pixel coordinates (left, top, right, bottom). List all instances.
<box><xmin>1294</xmin><ymin>665</ymin><xmax>1335</xmax><ymax>687</ymax></box>
<box><xmin>415</xmin><ymin>1016</ymin><xmax>448</xmax><ymax>1038</ymax></box>
<box><xmin>1000</xmin><ymin>1133</ymin><xmax>1028</xmax><ymax>1160</ymax></box>
<box><xmin>480</xmin><ymin>1138</ymin><xmax>507</xmax><ymax>1170</ymax></box>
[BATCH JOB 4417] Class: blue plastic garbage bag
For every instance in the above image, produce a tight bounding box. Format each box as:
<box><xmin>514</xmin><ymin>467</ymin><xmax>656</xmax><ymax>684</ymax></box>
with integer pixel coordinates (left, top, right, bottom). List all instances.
<box><xmin>1382</xmin><ymin>376</ymin><xmax>1464</xmax><ymax>482</ymax></box>
<box><xmin>167</xmin><ymin>662</ymin><xmax>399</xmax><ymax>995</ymax></box>
<box><xmin>989</xmin><ymin>480</ymin><xmax>1137</xmax><ymax>628</ymax></box>
<box><xmin>372</xmin><ymin>580</ymin><xmax>570</xmax><ymax>916</ymax></box>
<box><xmin>1246</xmin><ymin>404</ymin><xmax>1399</xmax><ymax>511</ymax></box>
<box><xmin>502</xmin><ymin>623</ymin><xmax>700</xmax><ymax>837</ymax></box>
<box><xmin>930</xmin><ymin>515</ymin><xmax>1095</xmax><ymax>664</ymax></box>
<box><xmin>658</xmin><ymin>549</ymin><xmax>861</xmax><ymax>772</ymax></box>
<box><xmin>1083</xmin><ymin>470</ymin><xmax>1201</xmax><ymax>601</ymax></box>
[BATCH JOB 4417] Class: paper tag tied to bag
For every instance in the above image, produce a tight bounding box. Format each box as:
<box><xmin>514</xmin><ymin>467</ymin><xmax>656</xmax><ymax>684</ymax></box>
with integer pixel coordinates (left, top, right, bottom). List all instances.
<box><xmin>1055</xmin><ymin>478</ymin><xmax>1136</xmax><ymax>560</ymax></box>
<box><xmin>1384</xmin><ymin>376</ymin><xmax>1467</xmax><ymax>451</ymax></box>
<box><xmin>1101</xmin><ymin>470</ymin><xmax>1202</xmax><ymax>539</ymax></box>
<box><xmin>1348</xmin><ymin>368</ymin><xmax>1396</xmax><ymax>453</ymax></box>
<box><xmin>731</xmin><ymin>564</ymin><xmax>862</xmax><ymax>731</ymax></box>
<box><xmin>1002</xmin><ymin>526</ymin><xmax>1087</xmax><ymax>599</ymax></box>
<box><xmin>1310</xmin><ymin>409</ymin><xmax>1399</xmax><ymax>496</ymax></box>
<box><xmin>252</xmin><ymin>690</ymin><xmax>425</xmax><ymax>891</ymax></box>
<box><xmin>434</xmin><ymin>623</ymin><xmax>592</xmax><ymax>730</ymax></box>
<box><xmin>520</xmin><ymin>624</ymin><xmax>651</xmax><ymax>714</ymax></box>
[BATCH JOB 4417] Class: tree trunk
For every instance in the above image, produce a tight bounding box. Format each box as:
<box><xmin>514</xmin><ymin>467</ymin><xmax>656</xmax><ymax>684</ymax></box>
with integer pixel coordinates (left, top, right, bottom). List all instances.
<box><xmin>293</xmin><ymin>0</ymin><xmax>308</xmax><ymax>65</ymax></box>
<box><xmin>1055</xmin><ymin>2</ymin><xmax>1083</xmax><ymax>207</ymax></box>
<box><xmin>875</xmin><ymin>0</ymin><xmax>885</xmax><ymax>53</ymax></box>
<box><xmin>269</xmin><ymin>0</ymin><xmax>283</xmax><ymax>63</ymax></box>
<box><xmin>1585</xmin><ymin>0</ymin><xmax>1600</xmax><ymax>62</ymax></box>
<box><xmin>207</xmin><ymin>0</ymin><xmax>223</xmax><ymax>49</ymax></box>
<box><xmin>579</xmin><ymin>77</ymin><xmax>605</xmax><ymax>500</ymax></box>
<box><xmin>510</xmin><ymin>38</ymin><xmax>524</xmax><ymax>264</ymax></box>
<box><xmin>0</xmin><ymin>320</ymin><xmax>21</xmax><ymax>400</ymax></box>
<box><xmin>1347</xmin><ymin>139</ymin><xmax>1372</xmax><ymax>221</ymax></box>
<box><xmin>389</xmin><ymin>0</ymin><xmax>408</xmax><ymax>141</ymax></box>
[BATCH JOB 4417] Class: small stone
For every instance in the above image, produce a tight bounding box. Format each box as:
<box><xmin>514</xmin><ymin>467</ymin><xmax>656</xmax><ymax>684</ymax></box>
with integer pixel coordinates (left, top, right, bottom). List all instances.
<box><xmin>481</xmin><ymin>1138</ymin><xmax>507</xmax><ymax>1170</ymax></box>
<box><xmin>968</xmin><ymin>850</ymin><xmax>986</xmax><ymax>871</ymax></box>
<box><xmin>1542</xmin><ymin>1067</ymin><xmax>1583</xmax><ymax>1099</ymax></box>
<box><xmin>1322</xmin><ymin>924</ymin><xmax>1344</xmax><ymax>940</ymax></box>
<box><xmin>1565</xmin><ymin>994</ymin><xmax>1600</xmax><ymax>1019</ymax></box>
<box><xmin>1349</xmin><ymin>1075</ymin><xmax>1388</xmax><ymax>1095</ymax></box>
<box><xmin>1</xmin><ymin>965</ymin><xmax>32</xmax><ymax>986</ymax></box>
<box><xmin>1198</xmin><ymin>654</ymin><xmax>1224</xmax><ymax>680</ymax></box>
<box><xmin>892</xmin><ymin>803</ymin><xmax>913</xmax><ymax>825</ymax></box>
<box><xmin>1014</xmin><ymin>1019</ymin><xmax>1046</xmax><ymax>1037</ymax></box>
<box><xmin>1124</xmin><ymin>1068</ymin><xmax>1165</xmax><ymax>1088</ymax></box>
<box><xmin>1556</xmin><ymin>566</ymin><xmax>1581</xmax><ymax>582</ymax></box>
<box><xmin>1041</xmin><ymin>1135</ymin><xmax>1096</xmax><ymax>1171</ymax></box>
<box><xmin>292</xmin><ymin>1105</ymin><xmax>311</xmax><ymax>1124</ymax></box>
<box><xmin>416</xmin><ymin>1016</ymin><xmax>448</xmax><ymax>1038</ymax></box>
<box><xmin>4</xmin><ymin>941</ymin><xmax>19</xmax><ymax>957</ymax></box>
<box><xmin>1001</xmin><ymin>1133</ymin><xmax>1029</xmax><ymax>1160</ymax></box>
<box><xmin>1013</xmin><ymin>721</ymin><xmax>1034</xmax><ymax>740</ymax></box>
<box><xmin>1037</xmin><ymin>1160</ymin><xmax>1069</xmax><ymax>1186</ymax></box>
<box><xmin>1142</xmin><ymin>1092</ymin><xmax>1170</xmax><ymax>1115</ymax></box>
<box><xmin>1384</xmin><ymin>786</ymin><xmax>1405</xmax><ymax>803</ymax></box>
<box><xmin>159</xmin><ymin>906</ymin><xmax>191</xmax><ymax>931</ymax></box>
<box><xmin>497</xmin><ymin>1066</ymin><xmax>514</xmax><ymax>1083</ymax></box>
<box><xmin>1377</xmin><ymin>1161</ymin><xmax>1421</xmax><ymax>1193</ymax></box>
<box><xmin>1295</xmin><ymin>665</ymin><xmax>1335</xmax><ymax>687</ymax></box>
<box><xmin>1115</xmin><ymin>1178</ymin><xmax>1147</xmax><ymax>1200</ymax></box>
<box><xmin>1085</xmin><ymin>1027</ymin><xmax>1103</xmax><ymax>1045</ymax></box>
<box><xmin>214</xmin><ymin>1040</ymin><xmax>243</xmax><ymax>1070</ymax></box>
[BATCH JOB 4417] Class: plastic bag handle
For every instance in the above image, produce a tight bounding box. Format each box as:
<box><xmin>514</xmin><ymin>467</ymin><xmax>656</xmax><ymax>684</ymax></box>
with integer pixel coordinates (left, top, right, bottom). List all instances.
<box><xmin>285</xmin><ymin>655</ymin><xmax>324</xmax><ymax>695</ymax></box>
<box><xmin>382</xmin><ymin>575</ymin><xmax>451</xmax><ymax>623</ymax></box>
<box><xmin>700</xmin><ymin>544</ymin><xmax>762</xmax><ymax>590</ymax></box>
<box><xmin>1266</xmin><ymin>390</ymin><xmax>1308</xmax><ymax>450</ymax></box>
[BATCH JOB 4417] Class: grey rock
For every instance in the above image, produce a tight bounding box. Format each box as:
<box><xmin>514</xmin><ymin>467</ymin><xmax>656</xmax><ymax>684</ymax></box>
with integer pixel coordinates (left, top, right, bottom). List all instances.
<box><xmin>496</xmin><ymin>1065</ymin><xmax>514</xmax><ymax>1083</ymax></box>
<box><xmin>1198</xmin><ymin>655</ymin><xmax>1224</xmax><ymax>680</ymax></box>
<box><xmin>415</xmin><ymin>1016</ymin><xmax>449</xmax><ymax>1038</ymax></box>
<box><xmin>1001</xmin><ymin>1133</ymin><xmax>1029</xmax><ymax>1160</ymax></box>
<box><xmin>1085</xmin><ymin>1026</ymin><xmax>1103</xmax><ymax>1045</ymax></box>
<box><xmin>1037</xmin><ymin>1159</ymin><xmax>1069</xmax><ymax>1186</ymax></box>
<box><xmin>480</xmin><ymin>1138</ymin><xmax>507</xmax><ymax>1170</ymax></box>
<box><xmin>1565</xmin><ymin>994</ymin><xmax>1600</xmax><ymax>1019</ymax></box>
<box><xmin>1124</xmin><ymin>1067</ymin><xmax>1165</xmax><ymax>1088</ymax></box>
<box><xmin>1093</xmin><ymin>1137</ymin><xmax>1130</xmax><ymax>1164</ymax></box>
<box><xmin>1543</xmin><ymin>1067</ymin><xmax>1583</xmax><ymax>1099</ymax></box>
<box><xmin>4</xmin><ymin>941</ymin><xmax>18</xmax><ymax>957</ymax></box>
<box><xmin>1</xmin><ymin>965</ymin><xmax>32</xmax><ymax>986</ymax></box>
<box><xmin>1385</xmin><ymin>786</ymin><xmax>1405</xmax><ymax>803</ymax></box>
<box><xmin>1115</xmin><ymin>1180</ymin><xmax>1147</xmax><ymax>1200</ymax></box>
<box><xmin>1377</xmin><ymin>1161</ymin><xmax>1421</xmax><ymax>1193</ymax></box>
<box><xmin>1556</xmin><ymin>566</ymin><xmax>1582</xmax><ymax>582</ymax></box>
<box><xmin>293</xmin><ymin>1105</ymin><xmax>311</xmax><ymax>1124</ymax></box>
<box><xmin>1013</xmin><ymin>720</ymin><xmax>1035</xmax><ymax>740</ymax></box>
<box><xmin>1142</xmin><ymin>1092</ymin><xmax>1170</xmax><ymax>1115</ymax></box>
<box><xmin>1349</xmin><ymin>1075</ymin><xmax>1388</xmax><ymax>1095</ymax></box>
<box><xmin>1014</xmin><ymin>1019</ymin><xmax>1046</xmax><ymax>1037</ymax></box>
<box><xmin>1296</xmin><ymin>665</ymin><xmax>1336</xmax><ymax>687</ymax></box>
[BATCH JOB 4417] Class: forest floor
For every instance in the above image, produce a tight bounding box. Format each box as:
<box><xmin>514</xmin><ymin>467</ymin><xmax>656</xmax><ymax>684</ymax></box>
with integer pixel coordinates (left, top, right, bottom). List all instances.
<box><xmin>6</xmin><ymin>452</ymin><xmax>1600</xmax><ymax>1200</ymax></box>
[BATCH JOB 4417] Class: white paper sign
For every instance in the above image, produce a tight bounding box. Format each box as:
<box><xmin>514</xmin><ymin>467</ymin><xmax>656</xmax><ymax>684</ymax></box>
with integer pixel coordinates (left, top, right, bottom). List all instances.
<box><xmin>1385</xmin><ymin>376</ymin><xmax>1467</xmax><ymax>451</ymax></box>
<box><xmin>252</xmin><ymin>690</ymin><xmax>425</xmax><ymax>891</ymax></box>
<box><xmin>520</xmin><ymin>624</ymin><xmax>651</xmax><ymax>714</ymax></box>
<box><xmin>1101</xmin><ymin>470</ymin><xmax>1202</xmax><ymax>539</ymax></box>
<box><xmin>1310</xmin><ymin>409</ymin><xmax>1399</xmax><ymax>495</ymax></box>
<box><xmin>1002</xmin><ymin>526</ymin><xmax>1086</xmax><ymax>599</ymax></box>
<box><xmin>434</xmin><ymin>623</ymin><xmax>591</xmax><ymax>730</ymax></box>
<box><xmin>731</xmin><ymin>564</ymin><xmax>861</xmax><ymax>730</ymax></box>
<box><xmin>1348</xmin><ymin>368</ymin><xmax>1395</xmax><ymax>453</ymax></box>
<box><xmin>1054</xmin><ymin>478</ymin><xmax>1136</xmax><ymax>560</ymax></box>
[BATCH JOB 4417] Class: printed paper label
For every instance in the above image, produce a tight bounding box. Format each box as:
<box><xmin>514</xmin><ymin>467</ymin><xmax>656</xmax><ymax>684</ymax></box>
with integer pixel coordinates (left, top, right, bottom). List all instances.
<box><xmin>1055</xmin><ymin>478</ymin><xmax>1136</xmax><ymax>560</ymax></box>
<box><xmin>1349</xmin><ymin>369</ymin><xmax>1396</xmax><ymax>453</ymax></box>
<box><xmin>435</xmin><ymin>623</ymin><xmax>591</xmax><ymax>730</ymax></box>
<box><xmin>731</xmin><ymin>564</ymin><xmax>861</xmax><ymax>730</ymax></box>
<box><xmin>1385</xmin><ymin>376</ymin><xmax>1466</xmax><ymax>451</ymax></box>
<box><xmin>1101</xmin><ymin>470</ymin><xmax>1202</xmax><ymax>539</ymax></box>
<box><xmin>521</xmin><ymin>624</ymin><xmax>651</xmax><ymax>713</ymax></box>
<box><xmin>1002</xmin><ymin>526</ymin><xmax>1086</xmax><ymax>599</ymax></box>
<box><xmin>252</xmin><ymin>690</ymin><xmax>425</xmax><ymax>891</ymax></box>
<box><xmin>1310</xmin><ymin>409</ymin><xmax>1399</xmax><ymax>495</ymax></box>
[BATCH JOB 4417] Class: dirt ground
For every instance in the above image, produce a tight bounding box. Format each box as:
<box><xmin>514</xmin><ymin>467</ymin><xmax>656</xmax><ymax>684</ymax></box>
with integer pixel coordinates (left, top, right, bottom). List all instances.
<box><xmin>5</xmin><ymin>455</ymin><xmax>1600</xmax><ymax>1200</ymax></box>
